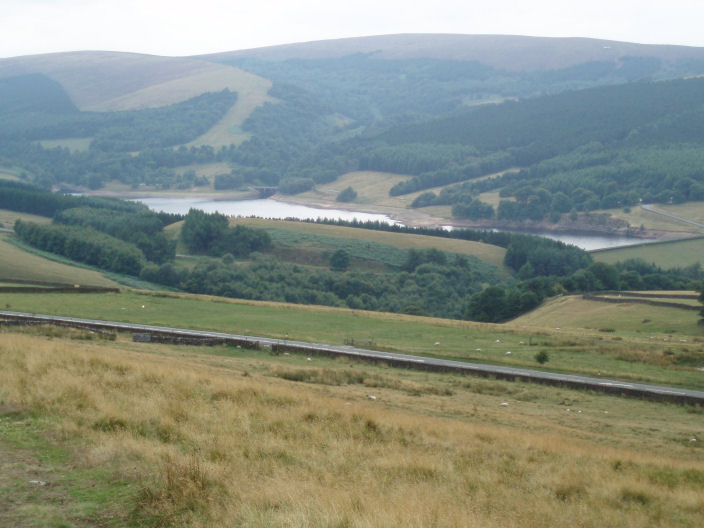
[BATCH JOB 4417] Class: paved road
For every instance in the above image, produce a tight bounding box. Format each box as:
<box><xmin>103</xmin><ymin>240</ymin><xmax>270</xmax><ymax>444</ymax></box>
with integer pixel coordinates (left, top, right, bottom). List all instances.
<box><xmin>2</xmin><ymin>309</ymin><xmax>703</xmax><ymax>405</ymax></box>
<box><xmin>641</xmin><ymin>204</ymin><xmax>704</xmax><ymax>229</ymax></box>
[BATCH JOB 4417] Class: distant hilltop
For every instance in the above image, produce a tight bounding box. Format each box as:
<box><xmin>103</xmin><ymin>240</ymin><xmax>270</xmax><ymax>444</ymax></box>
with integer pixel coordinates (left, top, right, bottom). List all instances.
<box><xmin>200</xmin><ymin>33</ymin><xmax>704</xmax><ymax>71</ymax></box>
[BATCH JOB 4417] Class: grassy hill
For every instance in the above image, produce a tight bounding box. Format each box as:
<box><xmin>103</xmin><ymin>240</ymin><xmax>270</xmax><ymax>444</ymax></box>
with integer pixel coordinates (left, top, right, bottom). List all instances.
<box><xmin>2</xmin><ymin>326</ymin><xmax>702</xmax><ymax>527</ymax></box>
<box><xmin>229</xmin><ymin>217</ymin><xmax>508</xmax><ymax>268</ymax></box>
<box><xmin>0</xmin><ymin>234</ymin><xmax>118</xmax><ymax>287</ymax></box>
<box><xmin>206</xmin><ymin>33</ymin><xmax>704</xmax><ymax>71</ymax></box>
<box><xmin>3</xmin><ymin>35</ymin><xmax>704</xmax><ymax>238</ymax></box>
<box><xmin>0</xmin><ymin>51</ymin><xmax>271</xmax><ymax>112</ymax></box>
<box><xmin>593</xmin><ymin>237</ymin><xmax>704</xmax><ymax>269</ymax></box>
<box><xmin>513</xmin><ymin>293</ymin><xmax>702</xmax><ymax>335</ymax></box>
<box><xmin>3</xmin><ymin>288</ymin><xmax>702</xmax><ymax>390</ymax></box>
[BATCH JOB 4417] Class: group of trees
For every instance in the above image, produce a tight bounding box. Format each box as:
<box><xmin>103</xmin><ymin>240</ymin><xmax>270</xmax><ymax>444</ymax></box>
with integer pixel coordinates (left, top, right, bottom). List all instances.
<box><xmin>141</xmin><ymin>247</ymin><xmax>500</xmax><ymax>319</ymax></box>
<box><xmin>54</xmin><ymin>207</ymin><xmax>176</xmax><ymax>264</ymax></box>
<box><xmin>15</xmin><ymin>220</ymin><xmax>145</xmax><ymax>275</ymax></box>
<box><xmin>180</xmin><ymin>209</ymin><xmax>271</xmax><ymax>257</ymax></box>
<box><xmin>467</xmin><ymin>259</ymin><xmax>703</xmax><ymax>322</ymax></box>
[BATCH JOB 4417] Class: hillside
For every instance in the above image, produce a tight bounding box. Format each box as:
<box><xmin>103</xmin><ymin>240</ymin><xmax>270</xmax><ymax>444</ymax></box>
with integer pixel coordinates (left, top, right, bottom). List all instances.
<box><xmin>206</xmin><ymin>33</ymin><xmax>704</xmax><ymax>70</ymax></box>
<box><xmin>2</xmin><ymin>34</ymin><xmax>704</xmax><ymax>239</ymax></box>
<box><xmin>2</xmin><ymin>326</ymin><xmax>702</xmax><ymax>527</ymax></box>
<box><xmin>0</xmin><ymin>51</ymin><xmax>271</xmax><ymax>112</ymax></box>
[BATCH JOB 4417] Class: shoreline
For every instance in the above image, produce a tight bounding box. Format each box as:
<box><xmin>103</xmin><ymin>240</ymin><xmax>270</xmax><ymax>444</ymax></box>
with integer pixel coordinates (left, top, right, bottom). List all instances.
<box><xmin>84</xmin><ymin>189</ymin><xmax>700</xmax><ymax>242</ymax></box>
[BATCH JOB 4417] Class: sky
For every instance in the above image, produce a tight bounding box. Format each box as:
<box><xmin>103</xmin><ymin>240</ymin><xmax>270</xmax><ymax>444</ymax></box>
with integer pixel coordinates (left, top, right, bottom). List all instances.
<box><xmin>3</xmin><ymin>0</ymin><xmax>704</xmax><ymax>59</ymax></box>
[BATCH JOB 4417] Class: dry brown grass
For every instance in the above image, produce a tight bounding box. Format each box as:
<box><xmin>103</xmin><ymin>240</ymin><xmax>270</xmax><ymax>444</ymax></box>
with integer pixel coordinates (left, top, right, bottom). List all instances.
<box><xmin>1</xmin><ymin>330</ymin><xmax>703</xmax><ymax>527</ymax></box>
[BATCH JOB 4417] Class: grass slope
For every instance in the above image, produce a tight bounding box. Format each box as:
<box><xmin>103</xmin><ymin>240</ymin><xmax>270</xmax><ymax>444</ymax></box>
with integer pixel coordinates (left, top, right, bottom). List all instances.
<box><xmin>0</xmin><ymin>210</ymin><xmax>51</xmax><ymax>229</ymax></box>
<box><xmin>1</xmin><ymin>328</ymin><xmax>703</xmax><ymax>527</ymax></box>
<box><xmin>0</xmin><ymin>235</ymin><xmax>118</xmax><ymax>287</ymax></box>
<box><xmin>0</xmin><ymin>52</ymin><xmax>275</xmax><ymax>149</ymax></box>
<box><xmin>604</xmin><ymin>202</ymin><xmax>704</xmax><ymax>235</ymax></box>
<box><xmin>593</xmin><ymin>237</ymin><xmax>704</xmax><ymax>269</ymax></box>
<box><xmin>2</xmin><ymin>289</ymin><xmax>703</xmax><ymax>389</ymax></box>
<box><xmin>231</xmin><ymin>217</ymin><xmax>507</xmax><ymax>268</ymax></box>
<box><xmin>514</xmin><ymin>294</ymin><xmax>702</xmax><ymax>335</ymax></box>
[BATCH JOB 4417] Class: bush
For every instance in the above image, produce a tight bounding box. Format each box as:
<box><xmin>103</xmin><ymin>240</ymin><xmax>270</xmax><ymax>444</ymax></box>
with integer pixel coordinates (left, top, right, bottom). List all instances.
<box><xmin>534</xmin><ymin>351</ymin><xmax>550</xmax><ymax>364</ymax></box>
<box><xmin>336</xmin><ymin>186</ymin><xmax>357</xmax><ymax>202</ymax></box>
<box><xmin>279</xmin><ymin>178</ymin><xmax>315</xmax><ymax>195</ymax></box>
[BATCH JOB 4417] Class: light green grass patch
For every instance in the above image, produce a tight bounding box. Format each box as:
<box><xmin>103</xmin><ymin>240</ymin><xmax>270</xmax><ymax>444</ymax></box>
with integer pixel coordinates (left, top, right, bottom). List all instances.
<box><xmin>0</xmin><ymin>409</ymin><xmax>142</xmax><ymax>527</ymax></box>
<box><xmin>2</xmin><ymin>289</ymin><xmax>703</xmax><ymax>390</ymax></box>
<box><xmin>36</xmin><ymin>138</ymin><xmax>92</xmax><ymax>153</ymax></box>
<box><xmin>231</xmin><ymin>218</ymin><xmax>508</xmax><ymax>268</ymax></box>
<box><xmin>514</xmin><ymin>294</ymin><xmax>702</xmax><ymax>335</ymax></box>
<box><xmin>593</xmin><ymin>237</ymin><xmax>704</xmax><ymax>269</ymax></box>
<box><xmin>604</xmin><ymin>203</ymin><xmax>704</xmax><ymax>234</ymax></box>
<box><xmin>0</xmin><ymin>235</ymin><xmax>118</xmax><ymax>287</ymax></box>
<box><xmin>0</xmin><ymin>210</ymin><xmax>52</xmax><ymax>229</ymax></box>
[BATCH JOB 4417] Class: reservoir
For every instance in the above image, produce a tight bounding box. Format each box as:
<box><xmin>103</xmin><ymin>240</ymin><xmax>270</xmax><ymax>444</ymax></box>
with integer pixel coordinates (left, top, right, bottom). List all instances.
<box><xmin>136</xmin><ymin>197</ymin><xmax>653</xmax><ymax>251</ymax></box>
<box><xmin>136</xmin><ymin>197</ymin><xmax>396</xmax><ymax>224</ymax></box>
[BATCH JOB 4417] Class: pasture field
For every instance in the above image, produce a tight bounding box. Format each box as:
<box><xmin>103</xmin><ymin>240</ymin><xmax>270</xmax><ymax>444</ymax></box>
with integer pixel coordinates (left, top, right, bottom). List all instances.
<box><xmin>230</xmin><ymin>217</ymin><xmax>508</xmax><ymax>268</ymax></box>
<box><xmin>0</xmin><ymin>167</ymin><xmax>23</xmax><ymax>181</ymax></box>
<box><xmin>656</xmin><ymin>202</ymin><xmax>704</xmax><ymax>224</ymax></box>
<box><xmin>0</xmin><ymin>209</ymin><xmax>51</xmax><ymax>229</ymax></box>
<box><xmin>2</xmin><ymin>289</ymin><xmax>703</xmax><ymax>390</ymax></box>
<box><xmin>185</xmin><ymin>68</ymin><xmax>275</xmax><ymax>149</ymax></box>
<box><xmin>37</xmin><ymin>138</ymin><xmax>92</xmax><ymax>152</ymax></box>
<box><xmin>604</xmin><ymin>203</ymin><xmax>704</xmax><ymax>234</ymax></box>
<box><xmin>513</xmin><ymin>294</ymin><xmax>702</xmax><ymax>335</ymax></box>
<box><xmin>1</xmin><ymin>328</ymin><xmax>703</xmax><ymax>527</ymax></box>
<box><xmin>592</xmin><ymin>237</ymin><xmax>704</xmax><ymax>269</ymax></box>
<box><xmin>0</xmin><ymin>235</ymin><xmax>118</xmax><ymax>287</ymax></box>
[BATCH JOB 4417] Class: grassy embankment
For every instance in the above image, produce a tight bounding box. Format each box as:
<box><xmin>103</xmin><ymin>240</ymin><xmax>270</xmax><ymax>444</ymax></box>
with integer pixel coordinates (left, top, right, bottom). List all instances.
<box><xmin>603</xmin><ymin>202</ymin><xmax>704</xmax><ymax>235</ymax></box>
<box><xmin>0</xmin><ymin>235</ymin><xmax>118</xmax><ymax>288</ymax></box>
<box><xmin>228</xmin><ymin>217</ymin><xmax>508</xmax><ymax>269</ymax></box>
<box><xmin>1</xmin><ymin>212</ymin><xmax>702</xmax><ymax>387</ymax></box>
<box><xmin>1</xmin><ymin>327</ymin><xmax>703</xmax><ymax>527</ymax></box>
<box><xmin>593</xmin><ymin>237</ymin><xmax>704</xmax><ymax>269</ymax></box>
<box><xmin>2</xmin><ymin>288</ymin><xmax>703</xmax><ymax>391</ymax></box>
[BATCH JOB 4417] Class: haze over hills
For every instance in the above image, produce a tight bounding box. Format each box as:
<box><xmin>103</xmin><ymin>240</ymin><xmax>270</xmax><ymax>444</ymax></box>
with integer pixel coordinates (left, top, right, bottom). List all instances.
<box><xmin>3</xmin><ymin>34</ymin><xmax>704</xmax><ymax>112</ymax></box>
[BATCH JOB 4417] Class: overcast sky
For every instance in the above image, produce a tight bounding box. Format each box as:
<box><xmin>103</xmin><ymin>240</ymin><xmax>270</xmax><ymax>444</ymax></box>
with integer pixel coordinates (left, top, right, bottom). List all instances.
<box><xmin>3</xmin><ymin>0</ymin><xmax>704</xmax><ymax>59</ymax></box>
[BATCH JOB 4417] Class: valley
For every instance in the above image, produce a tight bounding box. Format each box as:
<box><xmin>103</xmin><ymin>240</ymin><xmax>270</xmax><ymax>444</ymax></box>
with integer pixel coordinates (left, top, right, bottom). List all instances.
<box><xmin>2</xmin><ymin>32</ymin><xmax>704</xmax><ymax>527</ymax></box>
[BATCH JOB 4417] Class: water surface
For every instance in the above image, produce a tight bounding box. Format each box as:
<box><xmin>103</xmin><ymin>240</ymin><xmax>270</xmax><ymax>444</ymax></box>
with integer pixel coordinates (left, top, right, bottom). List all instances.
<box><xmin>137</xmin><ymin>197</ymin><xmax>654</xmax><ymax>251</ymax></box>
<box><xmin>137</xmin><ymin>197</ymin><xmax>396</xmax><ymax>224</ymax></box>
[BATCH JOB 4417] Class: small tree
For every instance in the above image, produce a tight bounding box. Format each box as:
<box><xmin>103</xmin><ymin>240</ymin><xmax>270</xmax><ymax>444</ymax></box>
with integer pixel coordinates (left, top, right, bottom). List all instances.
<box><xmin>336</xmin><ymin>186</ymin><xmax>357</xmax><ymax>202</ymax></box>
<box><xmin>330</xmin><ymin>249</ymin><xmax>350</xmax><ymax>271</ymax></box>
<box><xmin>534</xmin><ymin>350</ymin><xmax>549</xmax><ymax>364</ymax></box>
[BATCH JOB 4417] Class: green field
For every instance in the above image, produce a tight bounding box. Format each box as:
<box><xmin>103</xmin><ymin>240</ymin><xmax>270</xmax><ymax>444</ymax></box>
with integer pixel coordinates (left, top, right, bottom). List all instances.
<box><xmin>2</xmin><ymin>289</ymin><xmax>703</xmax><ymax>390</ymax></box>
<box><xmin>37</xmin><ymin>138</ymin><xmax>92</xmax><ymax>152</ymax></box>
<box><xmin>604</xmin><ymin>202</ymin><xmax>704</xmax><ymax>234</ymax></box>
<box><xmin>0</xmin><ymin>236</ymin><xmax>118</xmax><ymax>287</ymax></box>
<box><xmin>514</xmin><ymin>294</ymin><xmax>702</xmax><ymax>334</ymax></box>
<box><xmin>0</xmin><ymin>210</ymin><xmax>52</xmax><ymax>230</ymax></box>
<box><xmin>0</xmin><ymin>167</ymin><xmax>25</xmax><ymax>181</ymax></box>
<box><xmin>593</xmin><ymin>237</ymin><xmax>704</xmax><ymax>268</ymax></box>
<box><xmin>231</xmin><ymin>217</ymin><xmax>508</xmax><ymax>268</ymax></box>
